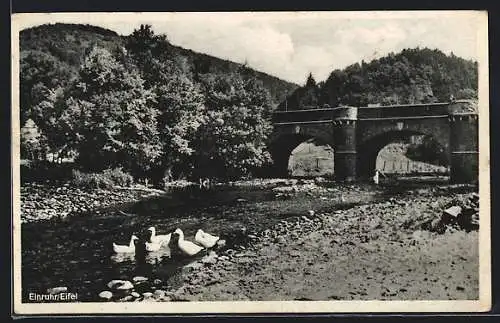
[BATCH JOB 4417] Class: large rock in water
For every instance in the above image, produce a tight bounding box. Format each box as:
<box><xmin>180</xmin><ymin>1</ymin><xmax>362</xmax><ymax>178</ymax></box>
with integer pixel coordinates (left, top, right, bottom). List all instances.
<box><xmin>441</xmin><ymin>206</ymin><xmax>462</xmax><ymax>225</ymax></box>
<box><xmin>99</xmin><ymin>291</ymin><xmax>113</xmax><ymax>300</ymax></box>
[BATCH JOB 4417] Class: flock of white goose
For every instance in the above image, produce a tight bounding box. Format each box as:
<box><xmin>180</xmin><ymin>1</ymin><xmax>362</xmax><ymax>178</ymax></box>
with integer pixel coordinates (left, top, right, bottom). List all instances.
<box><xmin>112</xmin><ymin>227</ymin><xmax>220</xmax><ymax>257</ymax></box>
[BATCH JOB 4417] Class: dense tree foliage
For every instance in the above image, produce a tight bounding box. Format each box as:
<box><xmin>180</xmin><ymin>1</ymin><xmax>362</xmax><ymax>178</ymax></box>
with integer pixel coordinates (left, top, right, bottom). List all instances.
<box><xmin>62</xmin><ymin>47</ymin><xmax>161</xmax><ymax>175</ymax></box>
<box><xmin>191</xmin><ymin>73</ymin><xmax>273</xmax><ymax>179</ymax></box>
<box><xmin>278</xmin><ymin>48</ymin><xmax>478</xmax><ymax>110</ymax></box>
<box><xmin>19</xmin><ymin>24</ymin><xmax>278</xmax><ymax>183</ymax></box>
<box><xmin>125</xmin><ymin>25</ymin><xmax>273</xmax><ymax>181</ymax></box>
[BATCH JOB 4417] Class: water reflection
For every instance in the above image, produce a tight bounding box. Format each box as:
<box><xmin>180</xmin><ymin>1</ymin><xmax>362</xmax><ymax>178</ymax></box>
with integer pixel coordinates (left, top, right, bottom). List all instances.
<box><xmin>110</xmin><ymin>253</ymin><xmax>135</xmax><ymax>263</ymax></box>
<box><xmin>144</xmin><ymin>248</ymin><xmax>172</xmax><ymax>265</ymax></box>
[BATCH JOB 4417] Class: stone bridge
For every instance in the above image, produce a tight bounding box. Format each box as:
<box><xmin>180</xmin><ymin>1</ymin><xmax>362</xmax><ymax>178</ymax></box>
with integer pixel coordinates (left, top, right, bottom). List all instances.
<box><xmin>270</xmin><ymin>100</ymin><xmax>478</xmax><ymax>183</ymax></box>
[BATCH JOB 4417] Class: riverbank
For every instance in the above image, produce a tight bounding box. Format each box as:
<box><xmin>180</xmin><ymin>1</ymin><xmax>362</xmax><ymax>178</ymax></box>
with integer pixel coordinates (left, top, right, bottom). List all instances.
<box><xmin>20</xmin><ymin>179</ymin><xmax>479</xmax><ymax>302</ymax></box>
<box><xmin>164</xmin><ymin>187</ymin><xmax>479</xmax><ymax>301</ymax></box>
<box><xmin>20</xmin><ymin>183</ymin><xmax>166</xmax><ymax>223</ymax></box>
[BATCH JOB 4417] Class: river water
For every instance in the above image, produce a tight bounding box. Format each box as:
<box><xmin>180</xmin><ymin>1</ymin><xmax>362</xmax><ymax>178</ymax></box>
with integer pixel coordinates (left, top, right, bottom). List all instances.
<box><xmin>21</xmin><ymin>179</ymin><xmax>448</xmax><ymax>302</ymax></box>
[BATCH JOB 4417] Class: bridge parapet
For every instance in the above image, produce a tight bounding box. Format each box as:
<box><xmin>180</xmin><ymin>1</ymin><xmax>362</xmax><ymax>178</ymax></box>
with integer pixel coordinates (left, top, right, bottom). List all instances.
<box><xmin>358</xmin><ymin>102</ymin><xmax>450</xmax><ymax>120</ymax></box>
<box><xmin>447</xmin><ymin>100</ymin><xmax>479</xmax><ymax>116</ymax></box>
<box><xmin>332</xmin><ymin>106</ymin><xmax>358</xmax><ymax>121</ymax></box>
<box><xmin>272</xmin><ymin>108</ymin><xmax>334</xmax><ymax>124</ymax></box>
<box><xmin>272</xmin><ymin>101</ymin><xmax>478</xmax><ymax>124</ymax></box>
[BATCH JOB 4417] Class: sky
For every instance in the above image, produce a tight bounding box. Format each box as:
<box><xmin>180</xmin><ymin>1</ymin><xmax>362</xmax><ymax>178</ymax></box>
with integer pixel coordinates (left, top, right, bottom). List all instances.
<box><xmin>14</xmin><ymin>11</ymin><xmax>486</xmax><ymax>85</ymax></box>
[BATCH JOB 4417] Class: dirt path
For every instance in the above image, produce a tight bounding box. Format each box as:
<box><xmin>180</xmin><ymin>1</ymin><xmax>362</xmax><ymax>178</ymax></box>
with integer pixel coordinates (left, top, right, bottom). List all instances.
<box><xmin>169</xmin><ymin>192</ymin><xmax>479</xmax><ymax>301</ymax></box>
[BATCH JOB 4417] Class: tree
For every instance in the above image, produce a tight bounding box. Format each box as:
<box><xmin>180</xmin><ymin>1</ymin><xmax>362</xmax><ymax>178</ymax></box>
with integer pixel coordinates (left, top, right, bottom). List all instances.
<box><xmin>20</xmin><ymin>119</ymin><xmax>48</xmax><ymax>160</ymax></box>
<box><xmin>125</xmin><ymin>25</ymin><xmax>205</xmax><ymax>183</ymax></box>
<box><xmin>65</xmin><ymin>46</ymin><xmax>161</xmax><ymax>176</ymax></box>
<box><xmin>305</xmin><ymin>72</ymin><xmax>317</xmax><ymax>87</ymax></box>
<box><xmin>154</xmin><ymin>75</ymin><xmax>206</xmax><ymax>181</ymax></box>
<box><xmin>20</xmin><ymin>50</ymin><xmax>73</xmax><ymax>126</ymax></box>
<box><xmin>192</xmin><ymin>73</ymin><xmax>273</xmax><ymax>180</ymax></box>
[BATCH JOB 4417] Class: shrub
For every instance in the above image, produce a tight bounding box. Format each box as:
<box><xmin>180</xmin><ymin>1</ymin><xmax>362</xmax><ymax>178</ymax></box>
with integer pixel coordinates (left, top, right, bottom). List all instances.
<box><xmin>102</xmin><ymin>168</ymin><xmax>134</xmax><ymax>187</ymax></box>
<box><xmin>71</xmin><ymin>169</ymin><xmax>113</xmax><ymax>189</ymax></box>
<box><xmin>71</xmin><ymin>168</ymin><xmax>134</xmax><ymax>189</ymax></box>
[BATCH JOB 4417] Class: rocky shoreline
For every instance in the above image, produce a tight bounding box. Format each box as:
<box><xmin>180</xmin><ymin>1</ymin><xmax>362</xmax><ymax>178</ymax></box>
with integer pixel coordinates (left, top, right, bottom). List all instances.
<box><xmin>90</xmin><ymin>186</ymin><xmax>479</xmax><ymax>302</ymax></box>
<box><xmin>20</xmin><ymin>183</ymin><xmax>165</xmax><ymax>223</ymax></box>
<box><xmin>166</xmin><ymin>190</ymin><xmax>479</xmax><ymax>301</ymax></box>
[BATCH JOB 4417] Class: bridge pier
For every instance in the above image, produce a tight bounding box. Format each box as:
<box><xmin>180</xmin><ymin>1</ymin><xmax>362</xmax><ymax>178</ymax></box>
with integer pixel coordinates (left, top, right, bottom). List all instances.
<box><xmin>448</xmin><ymin>102</ymin><xmax>479</xmax><ymax>184</ymax></box>
<box><xmin>333</xmin><ymin>107</ymin><xmax>358</xmax><ymax>182</ymax></box>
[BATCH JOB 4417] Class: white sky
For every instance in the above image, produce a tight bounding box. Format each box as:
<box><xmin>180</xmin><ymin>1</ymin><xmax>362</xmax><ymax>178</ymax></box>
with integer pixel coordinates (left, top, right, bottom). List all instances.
<box><xmin>14</xmin><ymin>11</ymin><xmax>485</xmax><ymax>85</ymax></box>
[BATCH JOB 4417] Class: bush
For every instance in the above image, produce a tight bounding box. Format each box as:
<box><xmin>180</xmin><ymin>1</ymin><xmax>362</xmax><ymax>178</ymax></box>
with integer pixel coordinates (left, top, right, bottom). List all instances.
<box><xmin>71</xmin><ymin>168</ymin><xmax>134</xmax><ymax>189</ymax></box>
<box><xmin>102</xmin><ymin>168</ymin><xmax>134</xmax><ymax>187</ymax></box>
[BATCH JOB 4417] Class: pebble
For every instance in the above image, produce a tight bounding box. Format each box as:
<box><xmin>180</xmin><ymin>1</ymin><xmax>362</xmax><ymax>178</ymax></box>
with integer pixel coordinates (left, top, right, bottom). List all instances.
<box><xmin>107</xmin><ymin>280</ymin><xmax>134</xmax><ymax>291</ymax></box>
<box><xmin>153</xmin><ymin>290</ymin><xmax>166</xmax><ymax>298</ymax></box>
<box><xmin>132</xmin><ymin>276</ymin><xmax>148</xmax><ymax>283</ymax></box>
<box><xmin>131</xmin><ymin>292</ymin><xmax>140</xmax><ymax>298</ymax></box>
<box><xmin>275</xmin><ymin>236</ymin><xmax>286</xmax><ymax>244</ymax></box>
<box><xmin>98</xmin><ymin>291</ymin><xmax>113</xmax><ymax>300</ymax></box>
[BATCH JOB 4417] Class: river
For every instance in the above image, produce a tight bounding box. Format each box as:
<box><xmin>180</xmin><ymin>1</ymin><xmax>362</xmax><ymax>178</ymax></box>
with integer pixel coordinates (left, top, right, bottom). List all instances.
<box><xmin>21</xmin><ymin>178</ymin><xmax>449</xmax><ymax>302</ymax></box>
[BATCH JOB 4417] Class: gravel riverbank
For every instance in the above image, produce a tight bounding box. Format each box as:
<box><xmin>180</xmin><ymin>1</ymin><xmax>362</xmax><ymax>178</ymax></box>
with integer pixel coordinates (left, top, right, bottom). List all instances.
<box><xmin>164</xmin><ymin>188</ymin><xmax>479</xmax><ymax>301</ymax></box>
<box><xmin>88</xmin><ymin>184</ymin><xmax>479</xmax><ymax>302</ymax></box>
<box><xmin>20</xmin><ymin>183</ymin><xmax>165</xmax><ymax>223</ymax></box>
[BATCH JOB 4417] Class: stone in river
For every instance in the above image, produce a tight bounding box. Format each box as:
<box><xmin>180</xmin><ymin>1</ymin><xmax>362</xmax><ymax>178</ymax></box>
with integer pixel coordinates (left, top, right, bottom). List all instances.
<box><xmin>107</xmin><ymin>279</ymin><xmax>134</xmax><ymax>291</ymax></box>
<box><xmin>47</xmin><ymin>286</ymin><xmax>68</xmax><ymax>295</ymax></box>
<box><xmin>99</xmin><ymin>291</ymin><xmax>113</xmax><ymax>300</ymax></box>
<box><xmin>443</xmin><ymin>206</ymin><xmax>462</xmax><ymax>218</ymax></box>
<box><xmin>142</xmin><ymin>292</ymin><xmax>153</xmax><ymax>298</ymax></box>
<box><xmin>132</xmin><ymin>276</ymin><xmax>148</xmax><ymax>283</ymax></box>
<box><xmin>153</xmin><ymin>290</ymin><xmax>166</xmax><ymax>298</ymax></box>
<box><xmin>216</xmin><ymin>239</ymin><xmax>227</xmax><ymax>248</ymax></box>
<box><xmin>131</xmin><ymin>292</ymin><xmax>140</xmax><ymax>298</ymax></box>
<box><xmin>185</xmin><ymin>262</ymin><xmax>204</xmax><ymax>270</ymax></box>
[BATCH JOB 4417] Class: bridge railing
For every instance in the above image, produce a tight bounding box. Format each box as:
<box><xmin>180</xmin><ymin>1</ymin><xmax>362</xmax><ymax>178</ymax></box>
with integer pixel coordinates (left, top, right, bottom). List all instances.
<box><xmin>271</xmin><ymin>101</ymin><xmax>475</xmax><ymax>123</ymax></box>
<box><xmin>272</xmin><ymin>108</ymin><xmax>335</xmax><ymax>124</ymax></box>
<box><xmin>357</xmin><ymin>102</ymin><xmax>450</xmax><ymax>120</ymax></box>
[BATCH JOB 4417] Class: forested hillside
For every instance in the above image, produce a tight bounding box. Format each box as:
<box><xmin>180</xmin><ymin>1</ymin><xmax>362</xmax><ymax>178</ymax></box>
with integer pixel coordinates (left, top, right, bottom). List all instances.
<box><xmin>279</xmin><ymin>48</ymin><xmax>478</xmax><ymax>110</ymax></box>
<box><xmin>20</xmin><ymin>23</ymin><xmax>298</xmax><ymax>125</ymax></box>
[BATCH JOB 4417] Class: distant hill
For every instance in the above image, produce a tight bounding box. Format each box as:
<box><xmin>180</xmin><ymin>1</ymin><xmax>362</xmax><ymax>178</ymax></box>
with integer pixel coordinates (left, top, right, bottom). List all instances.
<box><xmin>19</xmin><ymin>23</ymin><xmax>298</xmax><ymax>120</ymax></box>
<box><xmin>278</xmin><ymin>48</ymin><xmax>478</xmax><ymax>110</ymax></box>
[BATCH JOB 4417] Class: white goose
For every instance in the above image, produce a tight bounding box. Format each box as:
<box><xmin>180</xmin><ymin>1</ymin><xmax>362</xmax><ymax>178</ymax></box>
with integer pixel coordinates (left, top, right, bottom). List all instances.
<box><xmin>195</xmin><ymin>229</ymin><xmax>220</xmax><ymax>248</ymax></box>
<box><xmin>145</xmin><ymin>240</ymin><xmax>163</xmax><ymax>252</ymax></box>
<box><xmin>147</xmin><ymin>226</ymin><xmax>171</xmax><ymax>245</ymax></box>
<box><xmin>172</xmin><ymin>228</ymin><xmax>204</xmax><ymax>256</ymax></box>
<box><xmin>113</xmin><ymin>235</ymin><xmax>139</xmax><ymax>253</ymax></box>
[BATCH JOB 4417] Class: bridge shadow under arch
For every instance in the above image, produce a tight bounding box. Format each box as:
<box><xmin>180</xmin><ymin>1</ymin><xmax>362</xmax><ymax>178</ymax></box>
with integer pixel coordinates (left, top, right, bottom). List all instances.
<box><xmin>269</xmin><ymin>133</ymin><xmax>334</xmax><ymax>178</ymax></box>
<box><xmin>356</xmin><ymin>130</ymin><xmax>449</xmax><ymax>180</ymax></box>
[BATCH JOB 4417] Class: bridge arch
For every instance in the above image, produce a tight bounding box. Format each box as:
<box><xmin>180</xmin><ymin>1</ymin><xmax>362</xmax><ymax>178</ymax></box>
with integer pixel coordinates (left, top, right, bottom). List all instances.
<box><xmin>268</xmin><ymin>123</ymin><xmax>334</xmax><ymax>177</ymax></box>
<box><xmin>356</xmin><ymin>130</ymin><xmax>449</xmax><ymax>179</ymax></box>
